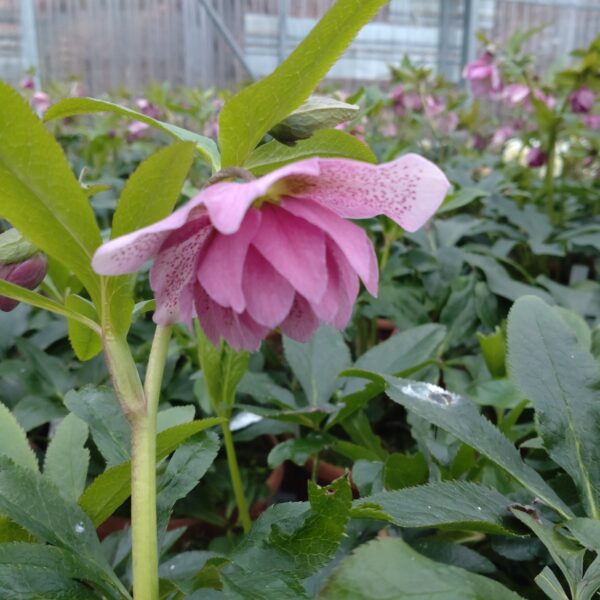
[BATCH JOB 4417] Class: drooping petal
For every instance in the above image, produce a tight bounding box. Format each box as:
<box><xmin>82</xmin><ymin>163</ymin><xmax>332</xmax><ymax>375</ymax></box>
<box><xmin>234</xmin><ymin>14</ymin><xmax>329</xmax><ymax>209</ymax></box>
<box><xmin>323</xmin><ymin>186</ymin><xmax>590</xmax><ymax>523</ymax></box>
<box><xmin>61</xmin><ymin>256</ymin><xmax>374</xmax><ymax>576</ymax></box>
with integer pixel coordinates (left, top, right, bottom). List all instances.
<box><xmin>288</xmin><ymin>155</ymin><xmax>450</xmax><ymax>233</ymax></box>
<box><xmin>311</xmin><ymin>241</ymin><xmax>359</xmax><ymax>329</ymax></box>
<box><xmin>92</xmin><ymin>194</ymin><xmax>206</xmax><ymax>275</ymax></box>
<box><xmin>194</xmin><ymin>285</ymin><xmax>266</xmax><ymax>351</ymax></box>
<box><xmin>281</xmin><ymin>198</ymin><xmax>378</xmax><ymax>295</ymax></box>
<box><xmin>201</xmin><ymin>159</ymin><xmax>320</xmax><ymax>234</ymax></box>
<box><xmin>242</xmin><ymin>246</ymin><xmax>295</xmax><ymax>327</ymax></box>
<box><xmin>252</xmin><ymin>204</ymin><xmax>327</xmax><ymax>303</ymax></box>
<box><xmin>197</xmin><ymin>208</ymin><xmax>261</xmax><ymax>312</ymax></box>
<box><xmin>150</xmin><ymin>216</ymin><xmax>212</xmax><ymax>325</ymax></box>
<box><xmin>280</xmin><ymin>295</ymin><xmax>320</xmax><ymax>343</ymax></box>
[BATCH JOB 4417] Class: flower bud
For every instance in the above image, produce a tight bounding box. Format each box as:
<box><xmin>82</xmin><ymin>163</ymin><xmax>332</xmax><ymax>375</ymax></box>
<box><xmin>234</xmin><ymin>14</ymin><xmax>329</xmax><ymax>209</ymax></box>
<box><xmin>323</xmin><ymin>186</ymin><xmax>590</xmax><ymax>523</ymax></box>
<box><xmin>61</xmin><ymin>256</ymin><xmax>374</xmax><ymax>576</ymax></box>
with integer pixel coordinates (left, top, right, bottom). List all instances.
<box><xmin>0</xmin><ymin>254</ymin><xmax>48</xmax><ymax>312</ymax></box>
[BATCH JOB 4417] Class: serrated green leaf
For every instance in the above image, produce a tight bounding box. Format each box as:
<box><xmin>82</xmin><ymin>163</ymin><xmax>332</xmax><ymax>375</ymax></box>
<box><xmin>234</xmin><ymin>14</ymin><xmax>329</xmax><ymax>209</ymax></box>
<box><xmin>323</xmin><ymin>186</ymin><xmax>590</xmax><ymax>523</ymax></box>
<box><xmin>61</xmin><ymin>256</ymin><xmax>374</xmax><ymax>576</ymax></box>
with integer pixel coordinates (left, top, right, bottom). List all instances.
<box><xmin>245</xmin><ymin>129</ymin><xmax>376</xmax><ymax>175</ymax></box>
<box><xmin>380</xmin><ymin>375</ymin><xmax>572</xmax><ymax>518</ymax></box>
<box><xmin>0</xmin><ymin>82</ymin><xmax>102</xmax><ymax>304</ymax></box>
<box><xmin>320</xmin><ymin>537</ymin><xmax>525</xmax><ymax>599</ymax></box>
<box><xmin>44</xmin><ymin>97</ymin><xmax>220</xmax><ymax>172</ymax></box>
<box><xmin>354</xmin><ymin>481</ymin><xmax>518</xmax><ymax>535</ymax></box>
<box><xmin>65</xmin><ymin>294</ymin><xmax>102</xmax><ymax>361</ymax></box>
<box><xmin>0</xmin><ymin>542</ymin><xmax>130</xmax><ymax>600</ymax></box>
<box><xmin>79</xmin><ymin>418</ymin><xmax>223</xmax><ymax>526</ymax></box>
<box><xmin>283</xmin><ymin>326</ymin><xmax>351</xmax><ymax>407</ymax></box>
<box><xmin>64</xmin><ymin>386</ymin><xmax>130</xmax><ymax>468</ymax></box>
<box><xmin>218</xmin><ymin>0</ymin><xmax>388</xmax><ymax>167</ymax></box>
<box><xmin>0</xmin><ymin>402</ymin><xmax>38</xmax><ymax>471</ymax></box>
<box><xmin>507</xmin><ymin>296</ymin><xmax>600</xmax><ymax>519</ymax></box>
<box><xmin>44</xmin><ymin>413</ymin><xmax>90</xmax><ymax>501</ymax></box>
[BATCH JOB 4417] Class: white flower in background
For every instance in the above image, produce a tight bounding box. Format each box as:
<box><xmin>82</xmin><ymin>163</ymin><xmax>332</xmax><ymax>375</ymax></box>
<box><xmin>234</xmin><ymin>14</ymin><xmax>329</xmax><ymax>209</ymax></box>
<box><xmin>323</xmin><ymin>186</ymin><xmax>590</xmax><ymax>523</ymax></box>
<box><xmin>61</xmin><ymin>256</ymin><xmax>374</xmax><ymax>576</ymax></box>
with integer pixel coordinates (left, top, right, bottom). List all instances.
<box><xmin>502</xmin><ymin>138</ymin><xmax>528</xmax><ymax>165</ymax></box>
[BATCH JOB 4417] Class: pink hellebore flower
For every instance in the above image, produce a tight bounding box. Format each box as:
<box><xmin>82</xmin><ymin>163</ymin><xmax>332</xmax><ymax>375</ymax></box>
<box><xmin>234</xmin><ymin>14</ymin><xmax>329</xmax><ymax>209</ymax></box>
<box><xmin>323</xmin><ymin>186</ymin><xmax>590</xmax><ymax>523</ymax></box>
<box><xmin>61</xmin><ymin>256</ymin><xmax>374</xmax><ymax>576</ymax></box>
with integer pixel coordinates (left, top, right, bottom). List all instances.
<box><xmin>503</xmin><ymin>84</ymin><xmax>555</xmax><ymax>110</ymax></box>
<box><xmin>127</xmin><ymin>120</ymin><xmax>150</xmax><ymax>141</ymax></box>
<box><xmin>526</xmin><ymin>147</ymin><xmax>547</xmax><ymax>168</ymax></box>
<box><xmin>0</xmin><ymin>254</ymin><xmax>48</xmax><ymax>312</ymax></box>
<box><xmin>584</xmin><ymin>114</ymin><xmax>600</xmax><ymax>130</ymax></box>
<box><xmin>135</xmin><ymin>98</ymin><xmax>161</xmax><ymax>120</ymax></box>
<box><xmin>20</xmin><ymin>76</ymin><xmax>35</xmax><ymax>90</ymax></box>
<box><xmin>93</xmin><ymin>157</ymin><xmax>449</xmax><ymax>351</ymax></box>
<box><xmin>463</xmin><ymin>52</ymin><xmax>502</xmax><ymax>98</ymax></box>
<box><xmin>570</xmin><ymin>87</ymin><xmax>595</xmax><ymax>114</ymax></box>
<box><xmin>31</xmin><ymin>91</ymin><xmax>50</xmax><ymax>116</ymax></box>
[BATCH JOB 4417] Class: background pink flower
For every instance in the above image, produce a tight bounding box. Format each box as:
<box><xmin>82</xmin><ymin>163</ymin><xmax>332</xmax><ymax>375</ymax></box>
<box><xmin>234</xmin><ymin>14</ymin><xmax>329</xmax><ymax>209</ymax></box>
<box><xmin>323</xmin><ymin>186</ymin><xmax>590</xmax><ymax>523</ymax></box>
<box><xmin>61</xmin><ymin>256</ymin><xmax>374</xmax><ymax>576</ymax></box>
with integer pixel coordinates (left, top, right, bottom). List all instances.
<box><xmin>93</xmin><ymin>156</ymin><xmax>450</xmax><ymax>350</ymax></box>
<box><xmin>0</xmin><ymin>254</ymin><xmax>48</xmax><ymax>312</ymax></box>
<box><xmin>570</xmin><ymin>87</ymin><xmax>595</xmax><ymax>113</ymax></box>
<box><xmin>463</xmin><ymin>51</ymin><xmax>502</xmax><ymax>98</ymax></box>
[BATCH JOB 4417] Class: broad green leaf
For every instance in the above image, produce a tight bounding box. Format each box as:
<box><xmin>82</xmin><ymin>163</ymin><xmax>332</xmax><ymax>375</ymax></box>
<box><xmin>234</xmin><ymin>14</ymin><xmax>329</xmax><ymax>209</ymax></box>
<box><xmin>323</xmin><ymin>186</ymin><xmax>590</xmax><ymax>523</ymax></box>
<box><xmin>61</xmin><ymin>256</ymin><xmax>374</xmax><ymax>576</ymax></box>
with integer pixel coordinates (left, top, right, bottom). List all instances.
<box><xmin>156</xmin><ymin>432</ymin><xmax>219</xmax><ymax>536</ymax></box>
<box><xmin>267</xmin><ymin>432</ymin><xmax>333</xmax><ymax>469</ymax></box>
<box><xmin>65</xmin><ymin>294</ymin><xmax>102</xmax><ymax>361</ymax></box>
<box><xmin>567</xmin><ymin>518</ymin><xmax>600</xmax><ymax>552</ymax></box>
<box><xmin>64</xmin><ymin>386</ymin><xmax>130</xmax><ymax>467</ymax></box>
<box><xmin>269</xmin><ymin>95</ymin><xmax>359</xmax><ymax>143</ymax></box>
<box><xmin>535</xmin><ymin>566</ymin><xmax>570</xmax><ymax>600</ymax></box>
<box><xmin>222</xmin><ymin>567</ymin><xmax>309</xmax><ymax>599</ymax></box>
<box><xmin>283</xmin><ymin>326</ymin><xmax>351</xmax><ymax>407</ymax></box>
<box><xmin>320</xmin><ymin>537</ymin><xmax>524</xmax><ymax>599</ymax></box>
<box><xmin>0</xmin><ymin>402</ymin><xmax>38</xmax><ymax>472</ymax></box>
<box><xmin>44</xmin><ymin>97</ymin><xmax>220</xmax><ymax>172</ymax></box>
<box><xmin>507</xmin><ymin>296</ymin><xmax>600</xmax><ymax>518</ymax></box>
<box><xmin>0</xmin><ymin>542</ymin><xmax>130</xmax><ymax>600</ymax></box>
<box><xmin>245</xmin><ymin>128</ymin><xmax>376</xmax><ymax>175</ymax></box>
<box><xmin>372</xmin><ymin>374</ymin><xmax>572</xmax><ymax>518</ymax></box>
<box><xmin>44</xmin><ymin>413</ymin><xmax>90</xmax><ymax>501</ymax></box>
<box><xmin>218</xmin><ymin>0</ymin><xmax>388</xmax><ymax>167</ymax></box>
<box><xmin>438</xmin><ymin>186</ymin><xmax>488</xmax><ymax>215</ymax></box>
<box><xmin>111</xmin><ymin>141</ymin><xmax>195</xmax><ymax>238</ymax></box>
<box><xmin>79</xmin><ymin>418</ymin><xmax>223</xmax><ymax>526</ymax></box>
<box><xmin>0</xmin><ymin>82</ymin><xmax>102</xmax><ymax>304</ymax></box>
<box><xmin>354</xmin><ymin>481</ymin><xmax>518</xmax><ymax>535</ymax></box>
<box><xmin>383</xmin><ymin>452</ymin><xmax>428</xmax><ymax>490</ymax></box>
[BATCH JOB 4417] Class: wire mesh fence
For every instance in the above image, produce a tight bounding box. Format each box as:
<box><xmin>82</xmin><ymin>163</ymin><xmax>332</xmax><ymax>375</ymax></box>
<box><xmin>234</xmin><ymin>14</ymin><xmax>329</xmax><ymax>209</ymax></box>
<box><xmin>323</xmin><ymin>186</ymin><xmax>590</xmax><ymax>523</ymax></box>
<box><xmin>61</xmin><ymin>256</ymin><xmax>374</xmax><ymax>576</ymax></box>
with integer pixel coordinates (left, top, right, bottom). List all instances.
<box><xmin>0</xmin><ymin>0</ymin><xmax>598</xmax><ymax>94</ymax></box>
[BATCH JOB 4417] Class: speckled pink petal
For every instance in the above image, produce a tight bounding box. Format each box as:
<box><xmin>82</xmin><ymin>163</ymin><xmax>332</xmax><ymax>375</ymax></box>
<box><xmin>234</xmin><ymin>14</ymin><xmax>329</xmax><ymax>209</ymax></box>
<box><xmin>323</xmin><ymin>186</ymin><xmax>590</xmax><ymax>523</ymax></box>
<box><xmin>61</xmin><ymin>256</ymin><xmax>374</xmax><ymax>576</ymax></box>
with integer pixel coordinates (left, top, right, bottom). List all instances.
<box><xmin>150</xmin><ymin>217</ymin><xmax>212</xmax><ymax>325</ymax></box>
<box><xmin>289</xmin><ymin>155</ymin><xmax>450</xmax><ymax>233</ymax></box>
<box><xmin>281</xmin><ymin>198</ymin><xmax>378</xmax><ymax>295</ymax></box>
<box><xmin>92</xmin><ymin>195</ymin><xmax>206</xmax><ymax>275</ymax></box>
<box><xmin>311</xmin><ymin>241</ymin><xmax>359</xmax><ymax>328</ymax></box>
<box><xmin>195</xmin><ymin>285</ymin><xmax>266</xmax><ymax>351</ymax></box>
<box><xmin>252</xmin><ymin>204</ymin><xmax>327</xmax><ymax>303</ymax></box>
<box><xmin>197</xmin><ymin>208</ymin><xmax>261</xmax><ymax>312</ymax></box>
<box><xmin>280</xmin><ymin>295</ymin><xmax>320</xmax><ymax>342</ymax></box>
<box><xmin>242</xmin><ymin>246</ymin><xmax>295</xmax><ymax>327</ymax></box>
<box><xmin>201</xmin><ymin>158</ymin><xmax>321</xmax><ymax>234</ymax></box>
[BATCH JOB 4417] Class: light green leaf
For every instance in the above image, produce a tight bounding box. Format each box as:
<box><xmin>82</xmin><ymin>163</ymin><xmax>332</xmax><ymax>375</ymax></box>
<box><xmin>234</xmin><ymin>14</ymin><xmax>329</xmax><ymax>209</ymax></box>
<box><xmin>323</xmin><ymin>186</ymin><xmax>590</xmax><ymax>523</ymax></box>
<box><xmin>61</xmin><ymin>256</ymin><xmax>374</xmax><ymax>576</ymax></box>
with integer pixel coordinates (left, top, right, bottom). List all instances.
<box><xmin>438</xmin><ymin>187</ymin><xmax>487</xmax><ymax>215</ymax></box>
<box><xmin>245</xmin><ymin>129</ymin><xmax>376</xmax><ymax>175</ymax></box>
<box><xmin>0</xmin><ymin>229</ymin><xmax>37</xmax><ymax>263</ymax></box>
<box><xmin>269</xmin><ymin>96</ymin><xmax>359</xmax><ymax>143</ymax></box>
<box><xmin>44</xmin><ymin>413</ymin><xmax>90</xmax><ymax>501</ymax></box>
<box><xmin>535</xmin><ymin>567</ymin><xmax>570</xmax><ymax>600</ymax></box>
<box><xmin>0</xmin><ymin>82</ymin><xmax>102</xmax><ymax>304</ymax></box>
<box><xmin>44</xmin><ymin>97</ymin><xmax>220</xmax><ymax>172</ymax></box>
<box><xmin>0</xmin><ymin>402</ymin><xmax>38</xmax><ymax>472</ymax></box>
<box><xmin>375</xmin><ymin>374</ymin><xmax>572</xmax><ymax>518</ymax></box>
<box><xmin>268</xmin><ymin>433</ymin><xmax>333</xmax><ymax>469</ymax></box>
<box><xmin>284</xmin><ymin>326</ymin><xmax>351</xmax><ymax>407</ymax></box>
<box><xmin>354</xmin><ymin>481</ymin><xmax>518</xmax><ymax>535</ymax></box>
<box><xmin>79</xmin><ymin>418</ymin><xmax>223</xmax><ymax>526</ymax></box>
<box><xmin>65</xmin><ymin>294</ymin><xmax>102</xmax><ymax>361</ymax></box>
<box><xmin>507</xmin><ymin>296</ymin><xmax>600</xmax><ymax>519</ymax></box>
<box><xmin>218</xmin><ymin>0</ymin><xmax>388</xmax><ymax>167</ymax></box>
<box><xmin>111</xmin><ymin>141</ymin><xmax>195</xmax><ymax>238</ymax></box>
<box><xmin>320</xmin><ymin>537</ymin><xmax>524</xmax><ymax>599</ymax></box>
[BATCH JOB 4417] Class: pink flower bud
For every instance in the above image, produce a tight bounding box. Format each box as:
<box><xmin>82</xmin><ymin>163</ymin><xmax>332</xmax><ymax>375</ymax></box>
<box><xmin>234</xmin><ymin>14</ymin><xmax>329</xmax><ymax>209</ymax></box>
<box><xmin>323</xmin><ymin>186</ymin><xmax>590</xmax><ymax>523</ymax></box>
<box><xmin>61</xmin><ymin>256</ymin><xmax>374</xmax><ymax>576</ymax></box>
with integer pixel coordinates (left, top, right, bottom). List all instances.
<box><xmin>570</xmin><ymin>87</ymin><xmax>595</xmax><ymax>114</ymax></box>
<box><xmin>20</xmin><ymin>76</ymin><xmax>35</xmax><ymax>90</ymax></box>
<box><xmin>31</xmin><ymin>91</ymin><xmax>50</xmax><ymax>116</ymax></box>
<box><xmin>526</xmin><ymin>147</ymin><xmax>548</xmax><ymax>168</ymax></box>
<box><xmin>0</xmin><ymin>254</ymin><xmax>48</xmax><ymax>312</ymax></box>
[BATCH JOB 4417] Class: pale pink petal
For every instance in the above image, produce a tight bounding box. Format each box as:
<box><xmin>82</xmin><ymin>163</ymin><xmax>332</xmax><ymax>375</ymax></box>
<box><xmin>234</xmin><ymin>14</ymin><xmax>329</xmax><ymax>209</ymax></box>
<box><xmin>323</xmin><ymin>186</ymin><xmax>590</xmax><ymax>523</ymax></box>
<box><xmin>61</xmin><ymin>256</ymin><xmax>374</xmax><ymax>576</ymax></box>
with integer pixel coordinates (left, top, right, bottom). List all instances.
<box><xmin>197</xmin><ymin>208</ymin><xmax>261</xmax><ymax>311</ymax></box>
<box><xmin>242</xmin><ymin>246</ymin><xmax>295</xmax><ymax>327</ymax></box>
<box><xmin>280</xmin><ymin>295</ymin><xmax>320</xmax><ymax>342</ymax></box>
<box><xmin>311</xmin><ymin>241</ymin><xmax>359</xmax><ymax>329</ymax></box>
<box><xmin>287</xmin><ymin>155</ymin><xmax>450</xmax><ymax>233</ymax></box>
<box><xmin>92</xmin><ymin>195</ymin><xmax>206</xmax><ymax>275</ymax></box>
<box><xmin>252</xmin><ymin>205</ymin><xmax>327</xmax><ymax>302</ymax></box>
<box><xmin>201</xmin><ymin>159</ymin><xmax>320</xmax><ymax>234</ymax></box>
<box><xmin>150</xmin><ymin>217</ymin><xmax>212</xmax><ymax>325</ymax></box>
<box><xmin>281</xmin><ymin>198</ymin><xmax>378</xmax><ymax>295</ymax></box>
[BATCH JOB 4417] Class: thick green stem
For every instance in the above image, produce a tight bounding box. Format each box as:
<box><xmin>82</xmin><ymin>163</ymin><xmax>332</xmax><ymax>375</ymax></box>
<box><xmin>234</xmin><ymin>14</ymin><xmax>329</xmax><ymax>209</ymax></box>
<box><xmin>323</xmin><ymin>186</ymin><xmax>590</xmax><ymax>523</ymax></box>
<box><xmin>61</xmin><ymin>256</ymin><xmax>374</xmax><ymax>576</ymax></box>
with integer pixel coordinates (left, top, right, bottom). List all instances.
<box><xmin>221</xmin><ymin>419</ymin><xmax>252</xmax><ymax>533</ymax></box>
<box><xmin>104</xmin><ymin>325</ymin><xmax>171</xmax><ymax>600</ymax></box>
<box><xmin>544</xmin><ymin>128</ymin><xmax>557</xmax><ymax>224</ymax></box>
